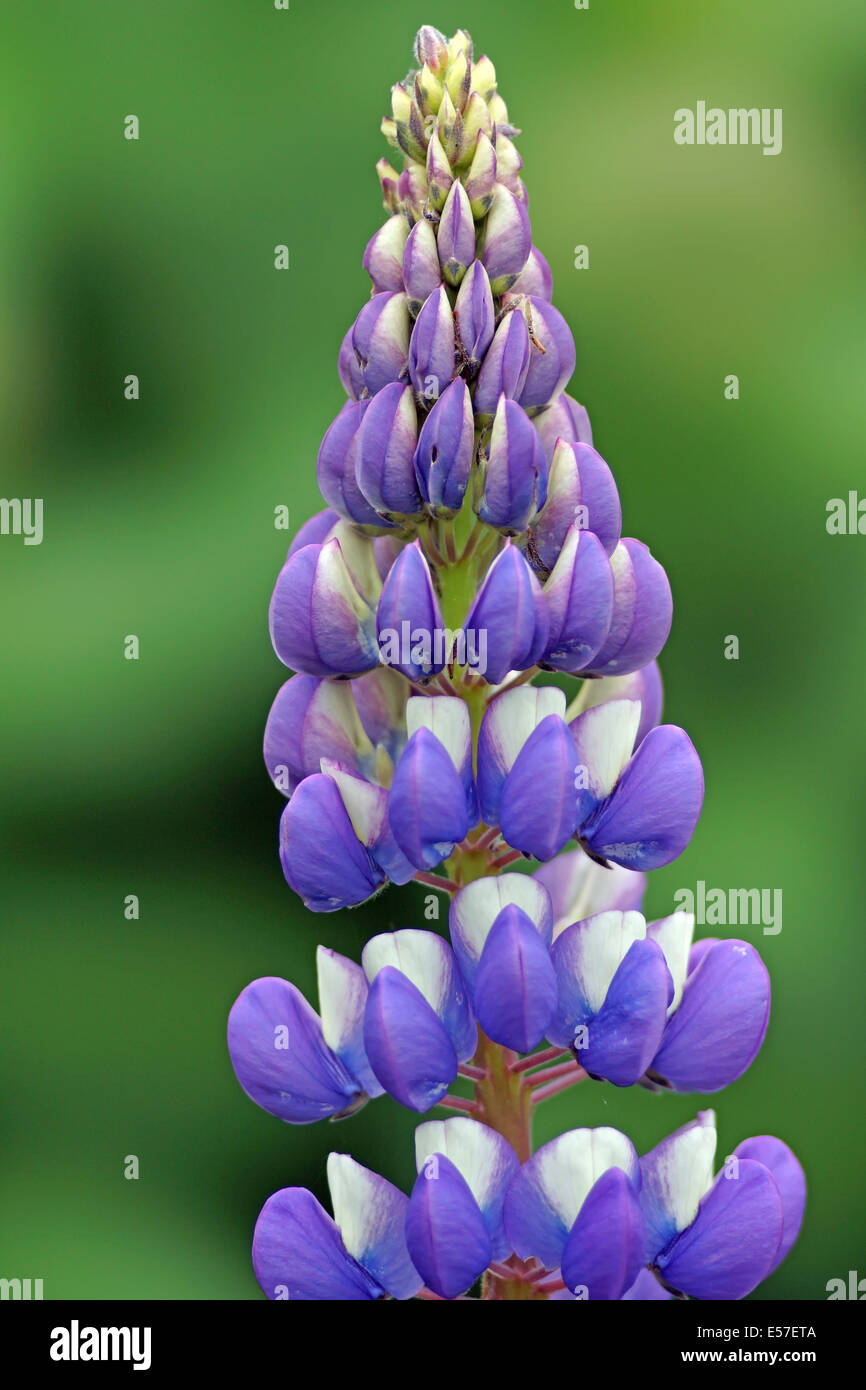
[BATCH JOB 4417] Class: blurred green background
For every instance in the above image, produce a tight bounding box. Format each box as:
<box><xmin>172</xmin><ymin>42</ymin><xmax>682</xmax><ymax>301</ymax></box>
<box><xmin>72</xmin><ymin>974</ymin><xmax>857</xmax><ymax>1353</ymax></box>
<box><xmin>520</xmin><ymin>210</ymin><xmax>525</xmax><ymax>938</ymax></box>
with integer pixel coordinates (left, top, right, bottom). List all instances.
<box><xmin>2</xmin><ymin>0</ymin><xmax>864</xmax><ymax>1299</ymax></box>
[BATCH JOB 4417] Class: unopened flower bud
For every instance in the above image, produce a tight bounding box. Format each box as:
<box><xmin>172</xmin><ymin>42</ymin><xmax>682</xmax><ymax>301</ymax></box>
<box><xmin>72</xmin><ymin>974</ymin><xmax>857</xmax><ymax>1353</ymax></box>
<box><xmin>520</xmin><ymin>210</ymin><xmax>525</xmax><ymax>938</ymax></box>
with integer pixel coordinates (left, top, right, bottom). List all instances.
<box><xmin>425</xmin><ymin>131</ymin><xmax>454</xmax><ymax>212</ymax></box>
<box><xmin>480</xmin><ymin>183</ymin><xmax>532</xmax><ymax>293</ymax></box>
<box><xmin>463</xmin><ymin>131</ymin><xmax>498</xmax><ymax>217</ymax></box>
<box><xmin>408</xmin><ymin>285</ymin><xmax>457</xmax><ymax>404</ymax></box>
<box><xmin>437</xmin><ymin>179</ymin><xmax>475</xmax><ymax>286</ymax></box>
<box><xmin>402</xmin><ymin>217</ymin><xmax>442</xmax><ymax>316</ymax></box>
<box><xmin>363</xmin><ymin>214</ymin><xmax>409</xmax><ymax>293</ymax></box>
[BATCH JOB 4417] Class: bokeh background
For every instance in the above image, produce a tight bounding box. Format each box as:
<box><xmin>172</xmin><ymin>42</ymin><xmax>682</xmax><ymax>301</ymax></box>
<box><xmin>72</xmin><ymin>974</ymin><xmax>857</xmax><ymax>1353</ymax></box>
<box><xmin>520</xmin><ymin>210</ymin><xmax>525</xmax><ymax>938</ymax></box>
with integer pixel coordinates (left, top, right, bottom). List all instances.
<box><xmin>2</xmin><ymin>0</ymin><xmax>864</xmax><ymax>1299</ymax></box>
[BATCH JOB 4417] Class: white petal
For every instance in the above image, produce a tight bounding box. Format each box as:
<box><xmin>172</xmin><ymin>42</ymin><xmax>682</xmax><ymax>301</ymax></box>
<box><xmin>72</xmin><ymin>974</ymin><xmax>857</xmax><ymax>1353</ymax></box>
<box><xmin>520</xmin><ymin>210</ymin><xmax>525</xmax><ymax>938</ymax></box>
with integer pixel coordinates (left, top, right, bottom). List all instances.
<box><xmin>571</xmin><ymin>698</ymin><xmax>641</xmax><ymax>800</ymax></box>
<box><xmin>562</xmin><ymin>910</ymin><xmax>647</xmax><ymax>1013</ymax></box>
<box><xmin>316</xmin><ymin>946</ymin><xmax>368</xmax><ymax>1057</ymax></box>
<box><xmin>449</xmin><ymin>872</ymin><xmax>553</xmax><ymax>981</ymax></box>
<box><xmin>647</xmin><ymin>911</ymin><xmax>695</xmax><ymax>1014</ymax></box>
<box><xmin>414</xmin><ymin>1116</ymin><xmax>515</xmax><ymax>1216</ymax></box>
<box><xmin>406</xmin><ymin>695</ymin><xmax>471</xmax><ymax>773</ymax></box>
<box><xmin>532</xmin><ymin>1126</ymin><xmax>639</xmax><ymax>1230</ymax></box>
<box><xmin>361</xmin><ymin>928</ymin><xmax>454</xmax><ymax>1015</ymax></box>
<box><xmin>641</xmin><ymin>1111</ymin><xmax>717</xmax><ymax>1242</ymax></box>
<box><xmin>321</xmin><ymin>761</ymin><xmax>387</xmax><ymax>847</ymax></box>
<box><xmin>483</xmin><ymin>685</ymin><xmax>566</xmax><ymax>776</ymax></box>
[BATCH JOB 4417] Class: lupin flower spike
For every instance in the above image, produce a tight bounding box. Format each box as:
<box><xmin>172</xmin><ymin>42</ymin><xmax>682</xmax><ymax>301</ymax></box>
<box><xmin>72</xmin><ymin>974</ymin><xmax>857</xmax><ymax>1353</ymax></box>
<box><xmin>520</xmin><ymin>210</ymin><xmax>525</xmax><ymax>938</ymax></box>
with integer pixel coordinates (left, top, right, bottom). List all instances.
<box><xmin>230</xmin><ymin>25</ymin><xmax>805</xmax><ymax>1302</ymax></box>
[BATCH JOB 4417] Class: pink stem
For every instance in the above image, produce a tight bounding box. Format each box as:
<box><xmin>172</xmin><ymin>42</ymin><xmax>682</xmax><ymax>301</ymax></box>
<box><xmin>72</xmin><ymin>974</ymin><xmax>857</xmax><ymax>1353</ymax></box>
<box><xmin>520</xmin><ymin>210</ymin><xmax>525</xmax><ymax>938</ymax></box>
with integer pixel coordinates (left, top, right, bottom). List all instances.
<box><xmin>414</xmin><ymin>872</ymin><xmax>459</xmax><ymax>893</ymax></box>
<box><xmin>525</xmin><ymin>1059</ymin><xmax>583</xmax><ymax>1090</ymax></box>
<box><xmin>458</xmin><ymin>1063</ymin><xmax>487</xmax><ymax>1081</ymax></box>
<box><xmin>437</xmin><ymin>1094</ymin><xmax>478</xmax><ymax>1114</ymax></box>
<box><xmin>510</xmin><ymin>1047</ymin><xmax>569</xmax><ymax>1075</ymax></box>
<box><xmin>489</xmin><ymin>849</ymin><xmax>524</xmax><ymax>870</ymax></box>
<box><xmin>530</xmin><ymin>1068</ymin><xmax>587</xmax><ymax>1106</ymax></box>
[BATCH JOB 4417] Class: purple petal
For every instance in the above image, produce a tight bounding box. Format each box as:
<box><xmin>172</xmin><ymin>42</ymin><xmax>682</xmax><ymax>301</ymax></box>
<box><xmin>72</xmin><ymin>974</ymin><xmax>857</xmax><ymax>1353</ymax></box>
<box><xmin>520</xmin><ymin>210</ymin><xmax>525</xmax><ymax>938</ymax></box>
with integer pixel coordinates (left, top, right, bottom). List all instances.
<box><xmin>355</xmin><ymin>381</ymin><xmax>422</xmax><ymax>517</ymax></box>
<box><xmin>437</xmin><ymin>179</ymin><xmax>475</xmax><ymax>286</ymax></box>
<box><xmin>453</xmin><ymin>259</ymin><xmax>495</xmax><ymax>371</ymax></box>
<box><xmin>473</xmin><ymin>310</ymin><xmax>531</xmax><ymax>419</ymax></box>
<box><xmin>733</xmin><ymin>1137</ymin><xmax>805</xmax><ymax>1269</ymax></box>
<box><xmin>408</xmin><ymin>285</ymin><xmax>457</xmax><ymax>404</ymax></box>
<box><xmin>476</xmin><ymin>685</ymin><xmax>567</xmax><ymax>826</ymax></box>
<box><xmin>542</xmin><ymin>526</ymin><xmax>614</xmax><ymax>671</ymax></box>
<box><xmin>480</xmin><ymin>183</ymin><xmax>532</xmax><ymax>293</ymax></box>
<box><xmin>477</xmin><ymin>395</ymin><xmax>549</xmax><ymax>533</ymax></box>
<box><xmin>414</xmin><ymin>1117</ymin><xmax>520</xmax><ymax>1262</ymax></box>
<box><xmin>253</xmin><ymin>1187</ymin><xmax>383</xmax><ymax>1300</ymax></box>
<box><xmin>376</xmin><ymin>540</ymin><xmax>445</xmax><ymax>681</ymax></box>
<box><xmin>227</xmin><ymin>977</ymin><xmax>363</xmax><ymax>1124</ymax></box>
<box><xmin>499</xmin><ymin>714</ymin><xmax>577</xmax><ymax>860</ymax></box>
<box><xmin>288</xmin><ymin>508</ymin><xmax>341</xmax><ymax>557</ymax></box>
<box><xmin>363</xmin><ymin>967</ymin><xmax>458</xmax><ymax>1111</ymax></box>
<box><xmin>388</xmin><ymin>727</ymin><xmax>470</xmax><ymax>869</ymax></box>
<box><xmin>351</xmin><ymin>290</ymin><xmax>410</xmax><ymax>395</ymax></box>
<box><xmin>464</xmin><ymin>541</ymin><xmax>549</xmax><ymax>684</ymax></box>
<box><xmin>581</xmin><ymin>724</ymin><xmax>704</xmax><ymax>871</ymax></box>
<box><xmin>658</xmin><ymin>1160</ymin><xmax>783</xmax><ymax>1300</ymax></box>
<box><xmin>534</xmin><ymin>850</ymin><xmax>647</xmax><ymax>937</ymax></box>
<box><xmin>473</xmin><ymin>905</ymin><xmax>558</xmax><ymax>1053</ymax></box>
<box><xmin>402</xmin><ymin>217</ymin><xmax>442</xmax><ymax>315</ymax></box>
<box><xmin>449</xmin><ymin>872</ymin><xmax>554</xmax><ymax>993</ymax></box>
<box><xmin>534</xmin><ymin>392</ymin><xmax>593</xmax><ymax>462</ymax></box>
<box><xmin>279</xmin><ymin>774</ymin><xmax>384</xmax><ymax>911</ymax></box>
<box><xmin>518</xmin><ymin>299</ymin><xmax>576</xmax><ymax>413</ymax></box>
<box><xmin>316</xmin><ymin>399</ymin><xmax>386</xmax><ymax>529</ymax></box>
<box><xmin>406</xmin><ymin>1154</ymin><xmax>493</xmax><ymax>1298</ymax></box>
<box><xmin>570</xmin><ymin>938</ymin><xmax>672</xmax><ymax>1086</ymax></box>
<box><xmin>652</xmin><ymin>940</ymin><xmax>770</xmax><ymax>1092</ymax></box>
<box><xmin>586</xmin><ymin>538</ymin><xmax>673</xmax><ymax>677</ymax></box>
<box><xmin>413</xmin><ymin>377</ymin><xmax>474</xmax><ymax>513</ymax></box>
<box><xmin>560</xmin><ymin>1167</ymin><xmax>647</xmax><ymax>1300</ymax></box>
<box><xmin>363</xmin><ymin>214</ymin><xmax>409</xmax><ymax>293</ymax></box>
<box><xmin>620</xmin><ymin>1267</ymin><xmax>673</xmax><ymax>1301</ymax></box>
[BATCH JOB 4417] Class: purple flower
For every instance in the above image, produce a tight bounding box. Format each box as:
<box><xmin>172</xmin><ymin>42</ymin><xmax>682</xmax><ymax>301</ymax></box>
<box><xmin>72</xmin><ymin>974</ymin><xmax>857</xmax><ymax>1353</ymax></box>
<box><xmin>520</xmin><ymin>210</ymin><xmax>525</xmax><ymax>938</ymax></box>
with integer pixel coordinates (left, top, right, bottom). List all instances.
<box><xmin>504</xmin><ymin>1127</ymin><xmax>646</xmax><ymax>1299</ymax></box>
<box><xmin>252</xmin><ymin>1154</ymin><xmax>421</xmax><ymax>1300</ymax></box>
<box><xmin>279</xmin><ymin>774</ymin><xmax>385</xmax><ymax>911</ymax></box>
<box><xmin>388</xmin><ymin>699</ymin><xmax>476</xmax><ymax>868</ymax></box>
<box><xmin>355</xmin><ymin>380</ymin><xmax>423</xmax><ymax>517</ymax></box>
<box><xmin>540</xmin><ymin>525</ymin><xmax>614</xmax><ymax>672</ymax></box>
<box><xmin>534</xmin><ymin>392</ymin><xmax>594</xmax><ymax>461</ymax></box>
<box><xmin>509</xmin><ymin>247</ymin><xmax>553</xmax><ymax>301</ymax></box>
<box><xmin>519</xmin><ymin>300</ymin><xmax>576</xmax><ymax>414</ymax></box>
<box><xmin>464</xmin><ymin>540</ymin><xmax>549</xmax><ymax>684</ymax></box>
<box><xmin>437</xmin><ymin>179</ymin><xmax>476</xmax><ymax>286</ymax></box>
<box><xmin>473</xmin><ymin>308</ymin><xmax>531</xmax><ymax>419</ymax></box>
<box><xmin>350</xmin><ymin>290</ymin><xmax>410</xmax><ymax>395</ymax></box>
<box><xmin>582</xmin><ymin>538</ymin><xmax>673</xmax><ymax>677</ymax></box>
<box><xmin>531</xmin><ymin>439</ymin><xmax>622</xmax><ymax>569</ymax></box>
<box><xmin>480</xmin><ymin>183</ymin><xmax>532</xmax><ymax>293</ymax></box>
<box><xmin>362</xmin><ymin>930</ymin><xmax>477</xmax><ymax>1111</ymax></box>
<box><xmin>377</xmin><ymin>540</ymin><xmax>446</xmax><ymax>681</ymax></box>
<box><xmin>402</xmin><ymin>217</ymin><xmax>442</xmax><ymax>316</ymax></box>
<box><xmin>413</xmin><ymin>376</ymin><xmax>475</xmax><ymax>513</ymax></box>
<box><xmin>316</xmin><ymin>399</ymin><xmax>388</xmax><ymax>529</ymax></box>
<box><xmin>453</xmin><ymin>259</ymin><xmax>495</xmax><ymax>373</ymax></box>
<box><xmin>227</xmin><ymin>949</ymin><xmax>382</xmax><ymax>1124</ymax></box>
<box><xmin>408</xmin><ymin>1118</ymin><xmax>520</xmax><ymax>1297</ymax></box>
<box><xmin>640</xmin><ymin>1112</ymin><xmax>803</xmax><ymax>1299</ymax></box>
<box><xmin>363</xmin><ymin>214</ymin><xmax>409</xmax><ymax>292</ymax></box>
<box><xmin>476</xmin><ymin>395</ymin><xmax>548</xmax><ymax>532</ymax></box>
<box><xmin>268</xmin><ymin>529</ymin><xmax>381</xmax><ymax>678</ymax></box>
<box><xmin>408</xmin><ymin>285</ymin><xmax>457</xmax><ymax>404</ymax></box>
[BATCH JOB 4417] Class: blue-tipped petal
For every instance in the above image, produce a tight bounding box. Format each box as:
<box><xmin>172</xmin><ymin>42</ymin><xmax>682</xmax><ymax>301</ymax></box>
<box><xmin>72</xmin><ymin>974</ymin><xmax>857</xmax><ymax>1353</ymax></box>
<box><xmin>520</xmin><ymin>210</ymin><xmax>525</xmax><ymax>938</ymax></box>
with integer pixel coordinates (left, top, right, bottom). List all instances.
<box><xmin>326</xmin><ymin>1153</ymin><xmax>422</xmax><ymax>1300</ymax></box>
<box><xmin>560</xmin><ymin>1167</ymin><xmax>647</xmax><ymax>1301</ymax></box>
<box><xmin>405</xmin><ymin>1154</ymin><xmax>493</xmax><ymax>1298</ymax></box>
<box><xmin>279</xmin><ymin>774</ymin><xmax>384</xmax><ymax>912</ymax></box>
<box><xmin>362</xmin><ymin>927</ymin><xmax>476</xmax><ymax>1064</ymax></box>
<box><xmin>406</xmin><ymin>695</ymin><xmax>478</xmax><ymax>827</ymax></box>
<box><xmin>732</xmin><ymin>1137</ymin><xmax>805</xmax><ymax>1269</ymax></box>
<box><xmin>473</xmin><ymin>905</ymin><xmax>558</xmax><ymax>1053</ymax></box>
<box><xmin>580</xmin><ymin>724</ymin><xmax>705</xmax><ymax>871</ymax></box>
<box><xmin>651</xmin><ymin>940</ymin><xmax>770</xmax><ymax>1092</ymax></box>
<box><xmin>355</xmin><ymin>380</ymin><xmax>422</xmax><ymax>518</ymax></box>
<box><xmin>542</xmin><ymin>526</ymin><xmax>614</xmax><ymax>672</ymax></box>
<box><xmin>408</xmin><ymin>285</ymin><xmax>457</xmax><ymax>404</ymax></box>
<box><xmin>585</xmin><ymin>538</ymin><xmax>672</xmax><ymax>677</ymax></box>
<box><xmin>253</xmin><ymin>1187</ymin><xmax>383</xmax><ymax>1300</ymax></box>
<box><xmin>474</xmin><ymin>311</ymin><xmax>531</xmax><ymax>419</ymax></box>
<box><xmin>414</xmin><ymin>1118</ymin><xmax>520</xmax><ymax>1263</ymax></box>
<box><xmin>227</xmin><ymin>977</ymin><xmax>364</xmax><ymax>1124</ymax></box>
<box><xmin>477</xmin><ymin>394</ymin><xmax>549</xmax><ymax>532</ymax></box>
<box><xmin>363</xmin><ymin>966</ymin><xmax>458</xmax><ymax>1112</ymax></box>
<box><xmin>453</xmin><ymin>259</ymin><xmax>495</xmax><ymax>371</ymax></box>
<box><xmin>413</xmin><ymin>377</ymin><xmax>474</xmax><ymax>513</ymax></box>
<box><xmin>389</xmin><ymin>726</ymin><xmax>470</xmax><ymax>869</ymax></box>
<box><xmin>657</xmin><ymin>1159</ymin><xmax>783</xmax><ymax>1300</ymax></box>
<box><xmin>499</xmin><ymin>713</ymin><xmax>577</xmax><ymax>861</ymax></box>
<box><xmin>316</xmin><ymin>399</ymin><xmax>386</xmax><ymax>529</ymax></box>
<box><xmin>376</xmin><ymin>540</ymin><xmax>446</xmax><ymax>681</ymax></box>
<box><xmin>464</xmin><ymin>541</ymin><xmax>549</xmax><ymax>684</ymax></box>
